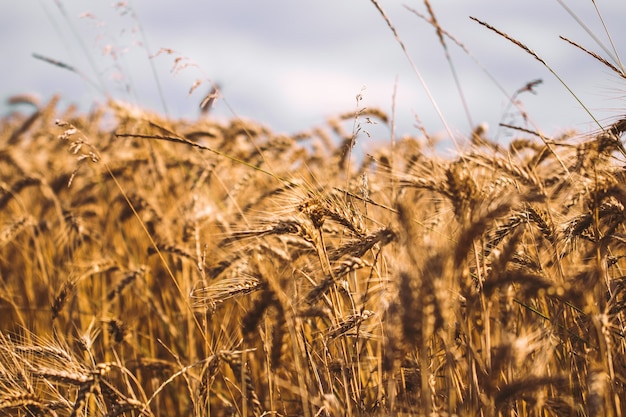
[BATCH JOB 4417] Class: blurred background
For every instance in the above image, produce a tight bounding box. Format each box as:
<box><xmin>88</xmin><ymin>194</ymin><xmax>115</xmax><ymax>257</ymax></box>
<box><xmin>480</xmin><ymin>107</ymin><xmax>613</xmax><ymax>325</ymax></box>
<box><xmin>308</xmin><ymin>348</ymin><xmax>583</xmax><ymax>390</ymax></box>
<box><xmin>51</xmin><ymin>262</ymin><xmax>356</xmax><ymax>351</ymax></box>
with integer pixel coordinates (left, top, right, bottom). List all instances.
<box><xmin>1</xmin><ymin>0</ymin><xmax>624</xmax><ymax>148</ymax></box>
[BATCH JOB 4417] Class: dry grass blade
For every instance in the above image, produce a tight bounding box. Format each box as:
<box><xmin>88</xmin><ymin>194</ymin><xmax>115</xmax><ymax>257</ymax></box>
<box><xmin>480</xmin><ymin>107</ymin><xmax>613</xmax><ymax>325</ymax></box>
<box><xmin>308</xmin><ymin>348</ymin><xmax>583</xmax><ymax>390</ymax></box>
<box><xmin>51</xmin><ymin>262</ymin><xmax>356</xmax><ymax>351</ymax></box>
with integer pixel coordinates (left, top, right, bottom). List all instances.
<box><xmin>469</xmin><ymin>16</ymin><xmax>603</xmax><ymax>130</ymax></box>
<box><xmin>370</xmin><ymin>0</ymin><xmax>459</xmax><ymax>149</ymax></box>
<box><xmin>32</xmin><ymin>53</ymin><xmax>102</xmax><ymax>93</ymax></box>
<box><xmin>559</xmin><ymin>36</ymin><xmax>625</xmax><ymax>79</ymax></box>
<box><xmin>115</xmin><ymin>132</ymin><xmax>297</xmax><ymax>187</ymax></box>
<box><xmin>469</xmin><ymin>17</ymin><xmax>546</xmax><ymax>66</ymax></box>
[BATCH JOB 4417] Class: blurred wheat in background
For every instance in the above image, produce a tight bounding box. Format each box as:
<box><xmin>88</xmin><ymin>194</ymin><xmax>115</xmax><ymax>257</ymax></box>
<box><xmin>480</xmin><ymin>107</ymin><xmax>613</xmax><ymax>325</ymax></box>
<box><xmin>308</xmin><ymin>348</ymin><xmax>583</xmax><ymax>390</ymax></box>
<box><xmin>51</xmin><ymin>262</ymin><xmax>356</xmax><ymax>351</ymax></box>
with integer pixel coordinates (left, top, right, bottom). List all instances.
<box><xmin>1</xmin><ymin>1</ymin><xmax>626</xmax><ymax>416</ymax></box>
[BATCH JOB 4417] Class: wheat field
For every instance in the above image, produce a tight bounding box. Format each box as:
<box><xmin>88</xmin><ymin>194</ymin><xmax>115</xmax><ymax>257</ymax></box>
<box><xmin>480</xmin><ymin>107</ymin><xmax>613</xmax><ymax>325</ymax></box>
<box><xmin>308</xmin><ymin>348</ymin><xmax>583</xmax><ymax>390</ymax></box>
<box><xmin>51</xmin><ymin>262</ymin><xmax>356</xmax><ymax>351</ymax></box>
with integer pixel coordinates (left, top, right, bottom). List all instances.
<box><xmin>2</xmin><ymin>2</ymin><xmax>626</xmax><ymax>417</ymax></box>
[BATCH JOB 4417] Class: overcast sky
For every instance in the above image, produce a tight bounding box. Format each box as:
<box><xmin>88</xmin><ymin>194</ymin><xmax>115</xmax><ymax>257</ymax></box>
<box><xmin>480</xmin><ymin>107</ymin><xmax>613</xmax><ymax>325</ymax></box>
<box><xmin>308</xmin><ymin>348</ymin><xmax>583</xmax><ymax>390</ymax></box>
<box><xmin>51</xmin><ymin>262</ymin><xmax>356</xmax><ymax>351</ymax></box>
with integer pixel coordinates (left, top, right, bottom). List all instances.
<box><xmin>2</xmin><ymin>1</ymin><xmax>625</xmax><ymax>148</ymax></box>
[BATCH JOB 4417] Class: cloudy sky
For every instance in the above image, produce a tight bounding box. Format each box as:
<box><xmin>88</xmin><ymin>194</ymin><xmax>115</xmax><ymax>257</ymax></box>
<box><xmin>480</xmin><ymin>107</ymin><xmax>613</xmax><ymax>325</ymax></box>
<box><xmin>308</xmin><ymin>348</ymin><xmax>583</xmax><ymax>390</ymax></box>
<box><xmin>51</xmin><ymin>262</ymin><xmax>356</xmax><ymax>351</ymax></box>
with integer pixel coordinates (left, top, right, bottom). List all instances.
<box><xmin>2</xmin><ymin>1</ymin><xmax>625</xmax><ymax>147</ymax></box>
